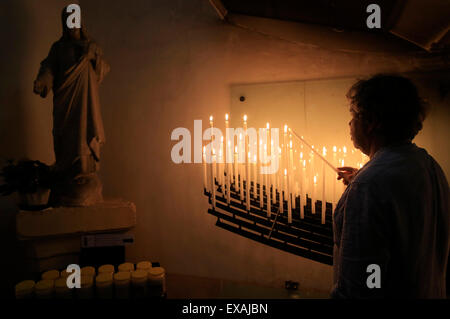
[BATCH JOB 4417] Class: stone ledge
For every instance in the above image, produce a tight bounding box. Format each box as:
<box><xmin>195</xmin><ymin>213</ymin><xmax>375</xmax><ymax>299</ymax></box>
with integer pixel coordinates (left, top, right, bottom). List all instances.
<box><xmin>16</xmin><ymin>199</ymin><xmax>136</xmax><ymax>238</ymax></box>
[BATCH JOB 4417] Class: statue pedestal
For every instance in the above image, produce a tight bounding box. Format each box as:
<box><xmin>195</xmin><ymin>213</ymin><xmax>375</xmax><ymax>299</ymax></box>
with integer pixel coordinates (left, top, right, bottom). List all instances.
<box><xmin>16</xmin><ymin>199</ymin><xmax>136</xmax><ymax>273</ymax></box>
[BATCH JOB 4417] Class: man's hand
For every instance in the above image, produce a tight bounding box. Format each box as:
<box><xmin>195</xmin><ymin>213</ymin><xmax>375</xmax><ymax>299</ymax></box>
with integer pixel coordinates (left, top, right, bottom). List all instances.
<box><xmin>337</xmin><ymin>166</ymin><xmax>358</xmax><ymax>185</ymax></box>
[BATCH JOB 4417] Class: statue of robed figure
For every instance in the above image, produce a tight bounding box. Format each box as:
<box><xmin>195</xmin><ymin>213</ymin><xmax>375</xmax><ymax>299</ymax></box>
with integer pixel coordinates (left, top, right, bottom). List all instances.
<box><xmin>33</xmin><ymin>7</ymin><xmax>110</xmax><ymax>206</ymax></box>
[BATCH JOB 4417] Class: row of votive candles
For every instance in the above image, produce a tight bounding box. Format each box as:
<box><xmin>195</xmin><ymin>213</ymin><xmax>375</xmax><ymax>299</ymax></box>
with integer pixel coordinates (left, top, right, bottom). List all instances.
<box><xmin>15</xmin><ymin>262</ymin><xmax>166</xmax><ymax>299</ymax></box>
<box><xmin>203</xmin><ymin>116</ymin><xmax>369</xmax><ymax>224</ymax></box>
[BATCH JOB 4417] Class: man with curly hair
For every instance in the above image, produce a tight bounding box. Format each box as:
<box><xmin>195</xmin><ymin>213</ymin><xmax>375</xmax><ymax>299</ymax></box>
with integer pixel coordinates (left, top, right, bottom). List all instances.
<box><xmin>331</xmin><ymin>74</ymin><xmax>449</xmax><ymax>298</ymax></box>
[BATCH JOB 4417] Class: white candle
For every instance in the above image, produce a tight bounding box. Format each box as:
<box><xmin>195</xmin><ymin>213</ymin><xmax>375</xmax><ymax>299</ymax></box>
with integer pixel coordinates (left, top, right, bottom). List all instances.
<box><xmin>226</xmin><ymin>141</ymin><xmax>231</xmax><ymax>204</ymax></box>
<box><xmin>211</xmin><ymin>150</ymin><xmax>216</xmax><ymax>209</ymax></box>
<box><xmin>253</xmin><ymin>154</ymin><xmax>257</xmax><ymax>199</ymax></box>
<box><xmin>239</xmin><ymin>133</ymin><xmax>244</xmax><ymax>201</ymax></box>
<box><xmin>289</xmin><ymin>139</ymin><xmax>294</xmax><ymax>211</ymax></box>
<box><xmin>301</xmin><ymin>159</ymin><xmax>306</xmax><ymax>219</ymax></box>
<box><xmin>259</xmin><ymin>136</ymin><xmax>263</xmax><ymax>209</ymax></box>
<box><xmin>312</xmin><ymin>174</ymin><xmax>317</xmax><ymax>214</ymax></box>
<box><xmin>225</xmin><ymin>114</ymin><xmax>229</xmax><ymax>202</ymax></box>
<box><xmin>282</xmin><ymin>169</ymin><xmax>287</xmax><ymax>216</ymax></box>
<box><xmin>209</xmin><ymin>116</ymin><xmax>216</xmax><ymax>209</ymax></box>
<box><xmin>219</xmin><ymin>136</ymin><xmax>223</xmax><ymax>187</ymax></box>
<box><xmin>203</xmin><ymin>146</ymin><xmax>207</xmax><ymax>191</ymax></box>
<box><xmin>322</xmin><ymin>147</ymin><xmax>327</xmax><ymax>224</ymax></box>
<box><xmin>234</xmin><ymin>146</ymin><xmax>238</xmax><ymax>189</ymax></box>
<box><xmin>244</xmin><ymin>115</ymin><xmax>250</xmax><ymax>211</ymax></box>
<box><xmin>333</xmin><ymin>146</ymin><xmax>337</xmax><ymax>207</ymax></box>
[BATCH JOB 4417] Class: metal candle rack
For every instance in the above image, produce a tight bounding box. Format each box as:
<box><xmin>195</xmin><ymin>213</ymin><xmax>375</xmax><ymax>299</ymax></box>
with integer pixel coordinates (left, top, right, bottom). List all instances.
<box><xmin>204</xmin><ymin>176</ymin><xmax>334</xmax><ymax>265</ymax></box>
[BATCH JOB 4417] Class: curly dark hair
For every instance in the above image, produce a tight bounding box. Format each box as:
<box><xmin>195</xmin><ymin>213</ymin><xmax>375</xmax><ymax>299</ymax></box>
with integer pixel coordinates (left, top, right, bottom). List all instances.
<box><xmin>346</xmin><ymin>74</ymin><xmax>429</xmax><ymax>143</ymax></box>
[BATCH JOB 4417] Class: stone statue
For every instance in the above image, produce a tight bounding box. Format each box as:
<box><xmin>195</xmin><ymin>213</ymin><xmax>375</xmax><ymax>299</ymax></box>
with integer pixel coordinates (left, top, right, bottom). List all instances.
<box><xmin>33</xmin><ymin>7</ymin><xmax>110</xmax><ymax>206</ymax></box>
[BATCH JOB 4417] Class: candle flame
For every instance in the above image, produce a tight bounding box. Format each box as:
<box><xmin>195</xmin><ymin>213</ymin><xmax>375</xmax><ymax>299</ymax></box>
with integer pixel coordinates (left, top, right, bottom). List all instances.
<box><xmin>343</xmin><ymin>146</ymin><xmax>347</xmax><ymax>153</ymax></box>
<box><xmin>266</xmin><ymin>122</ymin><xmax>269</xmax><ymax>129</ymax></box>
<box><xmin>303</xmin><ymin>160</ymin><xmax>306</xmax><ymax>167</ymax></box>
<box><xmin>284</xmin><ymin>124</ymin><xmax>288</xmax><ymax>133</ymax></box>
<box><xmin>342</xmin><ymin>159</ymin><xmax>345</xmax><ymax>166</ymax></box>
<box><xmin>300</xmin><ymin>152</ymin><xmax>303</xmax><ymax>159</ymax></box>
<box><xmin>323</xmin><ymin>146</ymin><xmax>327</xmax><ymax>156</ymax></box>
<box><xmin>333</xmin><ymin>146</ymin><xmax>337</xmax><ymax>153</ymax></box>
<box><xmin>239</xmin><ymin>133</ymin><xmax>242</xmax><ymax>140</ymax></box>
<box><xmin>235</xmin><ymin>146</ymin><xmax>237</xmax><ymax>153</ymax></box>
<box><xmin>221</xmin><ymin>136</ymin><xmax>224</xmax><ymax>142</ymax></box>
<box><xmin>289</xmin><ymin>140</ymin><xmax>293</xmax><ymax>149</ymax></box>
<box><xmin>243</xmin><ymin>114</ymin><xmax>247</xmax><ymax>122</ymax></box>
<box><xmin>209</xmin><ymin>115</ymin><xmax>213</xmax><ymax>122</ymax></box>
<box><xmin>225</xmin><ymin>113</ymin><xmax>229</xmax><ymax>121</ymax></box>
<box><xmin>248</xmin><ymin>152</ymin><xmax>251</xmax><ymax>159</ymax></box>
<box><xmin>314</xmin><ymin>175</ymin><xmax>317</xmax><ymax>184</ymax></box>
<box><xmin>284</xmin><ymin>168</ymin><xmax>287</xmax><ymax>176</ymax></box>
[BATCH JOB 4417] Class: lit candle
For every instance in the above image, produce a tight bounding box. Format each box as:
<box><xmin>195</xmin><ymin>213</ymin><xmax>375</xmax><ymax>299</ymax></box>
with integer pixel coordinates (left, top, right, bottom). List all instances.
<box><xmin>209</xmin><ymin>116</ymin><xmax>216</xmax><ymax>209</ymax></box>
<box><xmin>226</xmin><ymin>140</ymin><xmax>231</xmax><ymax>204</ymax></box>
<box><xmin>219</xmin><ymin>136</ymin><xmax>223</xmax><ymax>187</ymax></box>
<box><xmin>246</xmin><ymin>151</ymin><xmax>251</xmax><ymax>211</ymax></box>
<box><xmin>234</xmin><ymin>146</ymin><xmax>238</xmax><ymax>189</ymax></box>
<box><xmin>282</xmin><ymin>168</ymin><xmax>287</xmax><ymax>216</ymax></box>
<box><xmin>203</xmin><ymin>146</ymin><xmax>207</xmax><ymax>191</ymax></box>
<box><xmin>333</xmin><ymin>146</ymin><xmax>337</xmax><ymax>207</ymax></box>
<box><xmin>289</xmin><ymin>139</ymin><xmax>294</xmax><ymax>211</ymax></box>
<box><xmin>239</xmin><ymin>133</ymin><xmax>244</xmax><ymax>201</ymax></box>
<box><xmin>211</xmin><ymin>149</ymin><xmax>216</xmax><ymax>209</ymax></box>
<box><xmin>244</xmin><ymin>115</ymin><xmax>250</xmax><ymax>210</ymax></box>
<box><xmin>253</xmin><ymin>154</ymin><xmax>257</xmax><ymax>199</ymax></box>
<box><xmin>259</xmin><ymin>135</ymin><xmax>263</xmax><ymax>209</ymax></box>
<box><xmin>322</xmin><ymin>147</ymin><xmax>327</xmax><ymax>224</ymax></box>
<box><xmin>312</xmin><ymin>174</ymin><xmax>317</xmax><ymax>214</ymax></box>
<box><xmin>225</xmin><ymin>114</ymin><xmax>230</xmax><ymax>203</ymax></box>
<box><xmin>301</xmin><ymin>159</ymin><xmax>306</xmax><ymax>219</ymax></box>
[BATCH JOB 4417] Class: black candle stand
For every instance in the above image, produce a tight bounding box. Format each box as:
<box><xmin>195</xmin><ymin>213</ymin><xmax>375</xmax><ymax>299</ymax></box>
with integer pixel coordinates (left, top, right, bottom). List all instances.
<box><xmin>204</xmin><ymin>177</ymin><xmax>334</xmax><ymax>265</ymax></box>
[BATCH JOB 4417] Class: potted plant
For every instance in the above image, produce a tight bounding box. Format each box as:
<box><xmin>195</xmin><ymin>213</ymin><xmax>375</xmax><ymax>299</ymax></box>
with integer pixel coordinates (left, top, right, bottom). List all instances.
<box><xmin>0</xmin><ymin>159</ymin><xmax>52</xmax><ymax>209</ymax></box>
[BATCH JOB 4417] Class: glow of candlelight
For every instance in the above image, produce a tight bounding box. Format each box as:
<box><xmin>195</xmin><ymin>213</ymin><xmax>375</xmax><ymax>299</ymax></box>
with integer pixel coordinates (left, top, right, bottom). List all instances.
<box><xmin>289</xmin><ymin>128</ymin><xmax>338</xmax><ymax>173</ymax></box>
<box><xmin>225</xmin><ymin>113</ymin><xmax>229</xmax><ymax>121</ymax></box>
<box><xmin>243</xmin><ymin>114</ymin><xmax>247</xmax><ymax>122</ymax></box>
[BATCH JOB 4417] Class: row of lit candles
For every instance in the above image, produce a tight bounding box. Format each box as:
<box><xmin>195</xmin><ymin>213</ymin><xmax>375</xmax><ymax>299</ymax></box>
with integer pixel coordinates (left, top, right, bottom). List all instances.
<box><xmin>202</xmin><ymin>114</ymin><xmax>369</xmax><ymax>224</ymax></box>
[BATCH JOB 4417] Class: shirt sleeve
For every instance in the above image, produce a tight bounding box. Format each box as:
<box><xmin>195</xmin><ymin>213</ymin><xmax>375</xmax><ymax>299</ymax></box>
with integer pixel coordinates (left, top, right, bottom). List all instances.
<box><xmin>331</xmin><ymin>181</ymin><xmax>392</xmax><ymax>298</ymax></box>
